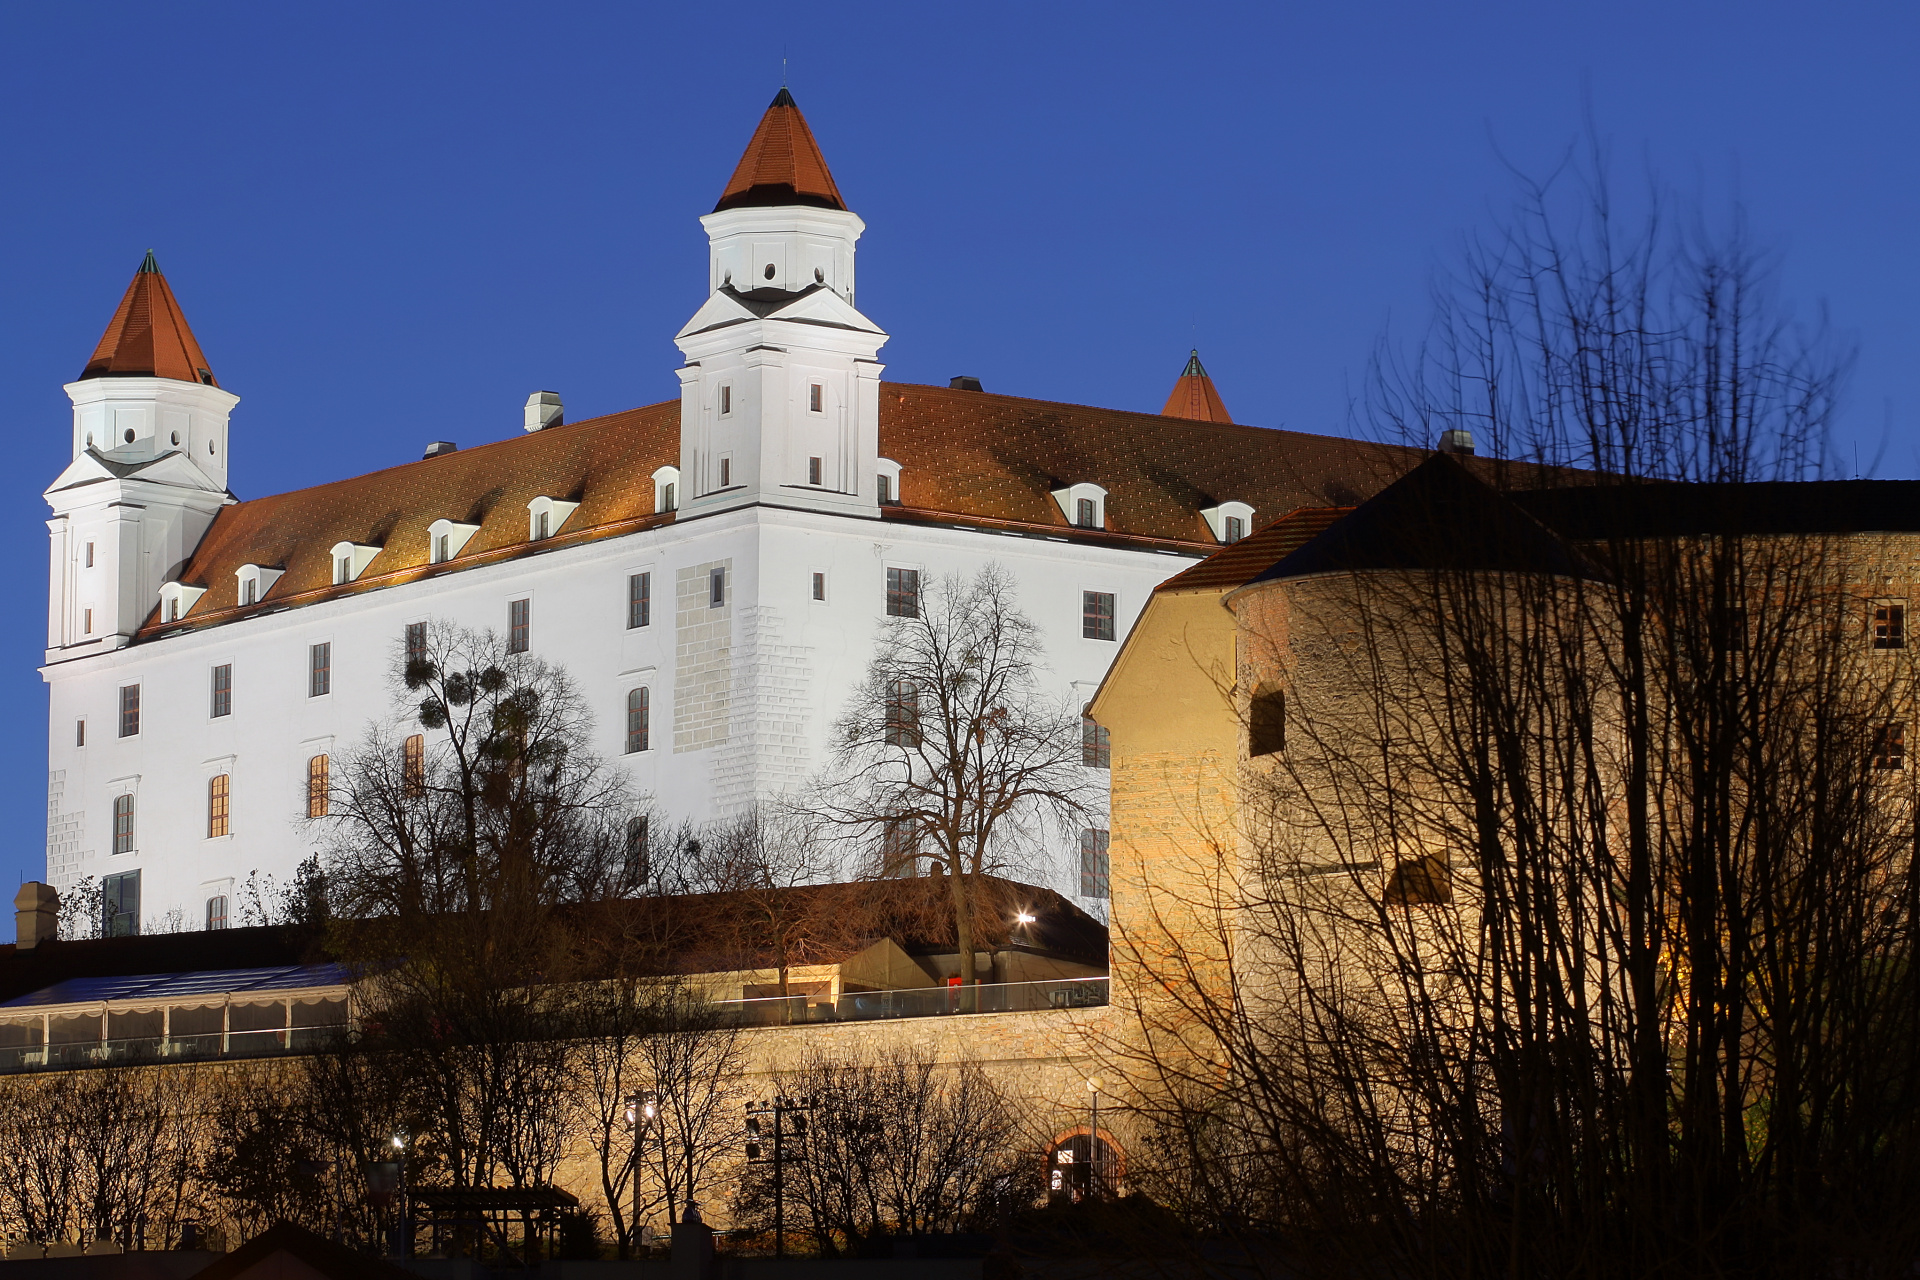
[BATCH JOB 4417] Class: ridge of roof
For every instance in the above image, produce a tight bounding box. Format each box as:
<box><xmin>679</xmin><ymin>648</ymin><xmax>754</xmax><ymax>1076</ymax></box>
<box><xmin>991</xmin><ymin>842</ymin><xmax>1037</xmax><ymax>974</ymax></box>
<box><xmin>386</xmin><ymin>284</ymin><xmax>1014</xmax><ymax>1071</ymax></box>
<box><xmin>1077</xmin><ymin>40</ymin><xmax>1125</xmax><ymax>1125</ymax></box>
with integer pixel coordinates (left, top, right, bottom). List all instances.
<box><xmin>1245</xmin><ymin>453</ymin><xmax>1598</xmax><ymax>588</ymax></box>
<box><xmin>715</xmin><ymin>88</ymin><xmax>848</xmax><ymax>213</ymax></box>
<box><xmin>80</xmin><ymin>253</ymin><xmax>219</xmax><ymax>386</ymax></box>
<box><xmin>131</xmin><ymin>383</ymin><xmax>1417</xmax><ymax>639</ymax></box>
<box><xmin>1160</xmin><ymin>348</ymin><xmax>1233</xmax><ymax>423</ymax></box>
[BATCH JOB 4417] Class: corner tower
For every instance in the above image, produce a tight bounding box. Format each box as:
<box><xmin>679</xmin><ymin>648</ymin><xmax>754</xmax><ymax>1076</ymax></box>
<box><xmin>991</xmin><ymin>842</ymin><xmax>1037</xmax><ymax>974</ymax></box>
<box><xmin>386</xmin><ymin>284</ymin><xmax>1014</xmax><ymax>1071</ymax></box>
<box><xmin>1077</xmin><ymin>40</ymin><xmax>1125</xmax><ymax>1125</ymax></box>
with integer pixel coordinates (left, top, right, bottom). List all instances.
<box><xmin>45</xmin><ymin>254</ymin><xmax>237</xmax><ymax>660</ymax></box>
<box><xmin>674</xmin><ymin>90</ymin><xmax>888</xmax><ymax>520</ymax></box>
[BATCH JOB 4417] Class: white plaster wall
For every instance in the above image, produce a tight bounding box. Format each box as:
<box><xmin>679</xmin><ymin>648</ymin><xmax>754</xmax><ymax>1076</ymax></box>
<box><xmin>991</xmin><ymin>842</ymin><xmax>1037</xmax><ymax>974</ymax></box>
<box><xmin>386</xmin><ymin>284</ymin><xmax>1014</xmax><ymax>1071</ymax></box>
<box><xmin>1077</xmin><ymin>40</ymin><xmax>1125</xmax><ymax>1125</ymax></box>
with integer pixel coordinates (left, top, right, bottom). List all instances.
<box><xmin>42</xmin><ymin>503</ymin><xmax>1197</xmax><ymax>928</ymax></box>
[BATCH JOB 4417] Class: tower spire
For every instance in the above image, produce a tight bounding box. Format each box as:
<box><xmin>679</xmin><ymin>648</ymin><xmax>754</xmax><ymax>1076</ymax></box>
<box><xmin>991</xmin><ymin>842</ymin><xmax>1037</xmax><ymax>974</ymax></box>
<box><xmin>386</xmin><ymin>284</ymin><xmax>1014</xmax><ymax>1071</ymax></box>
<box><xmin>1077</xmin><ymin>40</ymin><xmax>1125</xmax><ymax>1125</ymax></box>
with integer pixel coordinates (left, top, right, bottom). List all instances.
<box><xmin>714</xmin><ymin>88</ymin><xmax>847</xmax><ymax>212</ymax></box>
<box><xmin>1160</xmin><ymin>348</ymin><xmax>1232</xmax><ymax>423</ymax></box>
<box><xmin>81</xmin><ymin>253</ymin><xmax>217</xmax><ymax>386</ymax></box>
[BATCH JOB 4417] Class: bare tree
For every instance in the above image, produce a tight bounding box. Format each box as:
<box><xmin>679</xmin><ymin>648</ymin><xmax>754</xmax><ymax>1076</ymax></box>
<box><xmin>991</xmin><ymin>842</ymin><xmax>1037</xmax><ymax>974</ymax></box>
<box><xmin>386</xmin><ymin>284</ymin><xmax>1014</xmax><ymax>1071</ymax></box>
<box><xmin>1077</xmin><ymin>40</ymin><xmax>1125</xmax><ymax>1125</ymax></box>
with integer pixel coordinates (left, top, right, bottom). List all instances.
<box><xmin>809</xmin><ymin>564</ymin><xmax>1093</xmax><ymax>996</ymax></box>
<box><xmin>1116</xmin><ymin>154</ymin><xmax>1920</xmax><ymax>1278</ymax></box>
<box><xmin>731</xmin><ymin>1045</ymin><xmax>1035</xmax><ymax>1255</ymax></box>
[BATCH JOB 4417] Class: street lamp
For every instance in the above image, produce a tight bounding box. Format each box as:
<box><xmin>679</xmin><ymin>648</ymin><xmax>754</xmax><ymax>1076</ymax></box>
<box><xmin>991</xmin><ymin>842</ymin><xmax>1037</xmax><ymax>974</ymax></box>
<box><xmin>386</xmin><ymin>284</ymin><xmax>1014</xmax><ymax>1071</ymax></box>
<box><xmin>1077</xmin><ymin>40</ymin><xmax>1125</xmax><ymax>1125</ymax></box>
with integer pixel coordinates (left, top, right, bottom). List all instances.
<box><xmin>622</xmin><ymin>1093</ymin><xmax>658</xmax><ymax>1256</ymax></box>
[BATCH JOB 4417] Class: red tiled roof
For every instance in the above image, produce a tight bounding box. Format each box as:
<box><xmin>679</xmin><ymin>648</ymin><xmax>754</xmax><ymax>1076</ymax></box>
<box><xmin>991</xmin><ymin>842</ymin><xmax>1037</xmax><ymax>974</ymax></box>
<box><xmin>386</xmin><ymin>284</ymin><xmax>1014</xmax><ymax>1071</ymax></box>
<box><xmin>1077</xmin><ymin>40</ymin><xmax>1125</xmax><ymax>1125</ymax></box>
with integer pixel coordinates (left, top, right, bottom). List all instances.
<box><xmin>80</xmin><ymin>252</ymin><xmax>218</xmax><ymax>386</ymax></box>
<box><xmin>1157</xmin><ymin>506</ymin><xmax>1353</xmax><ymax>593</ymax></box>
<box><xmin>137</xmin><ymin>384</ymin><xmax>1421</xmax><ymax>637</ymax></box>
<box><xmin>715</xmin><ymin>88</ymin><xmax>847</xmax><ymax>213</ymax></box>
<box><xmin>1160</xmin><ymin>349</ymin><xmax>1232</xmax><ymax>423</ymax></box>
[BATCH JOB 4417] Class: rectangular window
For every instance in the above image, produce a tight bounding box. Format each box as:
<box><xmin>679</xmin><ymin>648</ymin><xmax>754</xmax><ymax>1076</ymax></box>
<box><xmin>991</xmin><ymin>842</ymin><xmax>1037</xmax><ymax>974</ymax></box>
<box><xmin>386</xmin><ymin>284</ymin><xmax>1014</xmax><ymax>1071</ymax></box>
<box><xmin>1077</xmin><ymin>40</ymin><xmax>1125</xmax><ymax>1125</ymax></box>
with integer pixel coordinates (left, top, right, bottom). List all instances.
<box><xmin>335</xmin><ymin>555</ymin><xmax>351</xmax><ymax>585</ymax></box>
<box><xmin>211</xmin><ymin>664</ymin><xmax>232</xmax><ymax>718</ymax></box>
<box><xmin>102</xmin><ymin>869</ymin><xmax>139</xmax><ymax>937</ymax></box>
<box><xmin>1873</xmin><ymin>723</ymin><xmax>1906</xmax><ymax>771</ymax></box>
<box><xmin>1080</xmin><ymin>829</ymin><xmax>1111</xmax><ymax>899</ymax></box>
<box><xmin>75</xmin><ymin>719</ymin><xmax>85</xmax><ymax>748</ymax></box>
<box><xmin>1250</xmin><ymin>690</ymin><xmax>1286</xmax><ymax>757</ymax></box>
<box><xmin>112</xmin><ymin>794</ymin><xmax>135</xmax><ymax>855</ymax></box>
<box><xmin>167</xmin><ymin>597</ymin><xmax>180</xmax><ymax>622</ymax></box>
<box><xmin>406</xmin><ymin>621</ymin><xmax>427</xmax><ymax>664</ymax></box>
<box><xmin>709</xmin><ymin>567</ymin><xmax>726</xmax><ymax>608</ymax></box>
<box><xmin>403</xmin><ymin>734</ymin><xmax>426</xmax><ymax>797</ymax></box>
<box><xmin>628</xmin><ymin>573</ymin><xmax>651</xmax><ymax>629</ymax></box>
<box><xmin>1083</xmin><ymin>591</ymin><xmax>1116</xmax><ymax>641</ymax></box>
<box><xmin>886</xmin><ymin>567</ymin><xmax>920</xmax><ymax>618</ymax></box>
<box><xmin>508</xmin><ymin>599</ymin><xmax>531</xmax><ymax>652</ymax></box>
<box><xmin>205</xmin><ymin>895</ymin><xmax>228</xmax><ymax>931</ymax></box>
<box><xmin>207</xmin><ymin>773</ymin><xmax>230</xmax><ymax>838</ymax></box>
<box><xmin>308</xmin><ymin>755</ymin><xmax>329</xmax><ymax>818</ymax></box>
<box><xmin>812</xmin><ymin>572</ymin><xmax>826</xmax><ymax>601</ymax></box>
<box><xmin>1224</xmin><ymin>516</ymin><xmax>1244</xmax><ymax>543</ymax></box>
<box><xmin>885</xmin><ymin>679</ymin><xmax>921</xmax><ymax>748</ymax></box>
<box><xmin>720</xmin><ymin>456</ymin><xmax>732</xmax><ymax>487</ymax></box>
<box><xmin>808</xmin><ymin>456</ymin><xmax>822</xmax><ymax>485</ymax></box>
<box><xmin>877</xmin><ymin>474</ymin><xmax>893</xmax><ymax>505</ymax></box>
<box><xmin>84</xmin><ymin>542</ymin><xmax>94</xmax><ymax>568</ymax></box>
<box><xmin>626</xmin><ymin>687</ymin><xmax>650</xmax><ymax>754</ymax></box>
<box><xmin>1874</xmin><ymin>603</ymin><xmax>1906</xmax><ymax>650</ymax></box>
<box><xmin>309</xmin><ymin>643</ymin><xmax>331</xmax><ymax>697</ymax></box>
<box><xmin>119</xmin><ymin>684</ymin><xmax>140</xmax><ymax>737</ymax></box>
<box><xmin>84</xmin><ymin>608</ymin><xmax>93</xmax><ymax>634</ymax></box>
<box><xmin>720</xmin><ymin>385</ymin><xmax>731</xmax><ymax>415</ymax></box>
<box><xmin>1077</xmin><ymin>497</ymin><xmax>1098</xmax><ymax>528</ymax></box>
<box><xmin>663</xmin><ymin>482</ymin><xmax>676</xmax><ymax>511</ymax></box>
<box><xmin>242</xmin><ymin>577</ymin><xmax>257</xmax><ymax>606</ymax></box>
<box><xmin>1082</xmin><ymin>715</ymin><xmax>1111</xmax><ymax>768</ymax></box>
<box><xmin>809</xmin><ymin>383</ymin><xmax>823</xmax><ymax>413</ymax></box>
<box><xmin>435</xmin><ymin>533</ymin><xmax>450</xmax><ymax>563</ymax></box>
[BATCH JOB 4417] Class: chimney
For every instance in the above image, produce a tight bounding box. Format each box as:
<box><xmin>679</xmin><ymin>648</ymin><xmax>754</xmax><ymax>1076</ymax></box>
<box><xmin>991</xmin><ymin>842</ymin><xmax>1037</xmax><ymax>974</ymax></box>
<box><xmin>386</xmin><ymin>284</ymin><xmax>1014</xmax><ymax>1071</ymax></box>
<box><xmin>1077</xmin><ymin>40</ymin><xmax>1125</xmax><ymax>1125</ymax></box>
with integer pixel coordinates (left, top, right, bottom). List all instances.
<box><xmin>948</xmin><ymin>376</ymin><xmax>983</xmax><ymax>392</ymax></box>
<box><xmin>423</xmin><ymin>441</ymin><xmax>458</xmax><ymax>460</ymax></box>
<box><xmin>15</xmin><ymin>882</ymin><xmax>59</xmax><ymax>949</ymax></box>
<box><xmin>1437</xmin><ymin>428</ymin><xmax>1475</xmax><ymax>456</ymax></box>
<box><xmin>524</xmin><ymin>391</ymin><xmax>564</xmax><ymax>433</ymax></box>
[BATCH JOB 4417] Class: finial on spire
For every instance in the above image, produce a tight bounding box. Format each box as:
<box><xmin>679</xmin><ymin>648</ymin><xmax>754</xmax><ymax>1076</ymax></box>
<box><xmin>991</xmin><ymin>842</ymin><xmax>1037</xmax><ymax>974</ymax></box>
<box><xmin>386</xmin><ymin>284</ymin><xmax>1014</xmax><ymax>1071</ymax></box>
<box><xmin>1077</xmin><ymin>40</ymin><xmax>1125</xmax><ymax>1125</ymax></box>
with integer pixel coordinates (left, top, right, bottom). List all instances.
<box><xmin>139</xmin><ymin>249</ymin><xmax>160</xmax><ymax>275</ymax></box>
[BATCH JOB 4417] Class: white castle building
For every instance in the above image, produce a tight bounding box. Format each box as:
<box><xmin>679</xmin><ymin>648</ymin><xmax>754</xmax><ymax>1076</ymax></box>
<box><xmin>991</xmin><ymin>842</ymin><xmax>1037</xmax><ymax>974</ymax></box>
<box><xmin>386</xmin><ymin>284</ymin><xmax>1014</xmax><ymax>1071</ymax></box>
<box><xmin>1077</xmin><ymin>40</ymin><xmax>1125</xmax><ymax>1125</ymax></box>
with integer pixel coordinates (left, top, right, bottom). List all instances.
<box><xmin>40</xmin><ymin>90</ymin><xmax>1412</xmax><ymax>932</ymax></box>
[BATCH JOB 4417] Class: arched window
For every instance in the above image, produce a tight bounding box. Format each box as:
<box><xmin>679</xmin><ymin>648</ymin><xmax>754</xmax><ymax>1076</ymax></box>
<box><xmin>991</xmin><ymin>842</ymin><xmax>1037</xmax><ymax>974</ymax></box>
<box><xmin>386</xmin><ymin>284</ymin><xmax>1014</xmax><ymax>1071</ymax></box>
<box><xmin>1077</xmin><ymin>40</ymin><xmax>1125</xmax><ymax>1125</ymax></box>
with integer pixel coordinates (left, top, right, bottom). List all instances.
<box><xmin>1249</xmin><ymin>688</ymin><xmax>1285</xmax><ymax>757</ymax></box>
<box><xmin>208</xmin><ymin>774</ymin><xmax>230</xmax><ymax>838</ymax></box>
<box><xmin>626</xmin><ymin>688</ymin><xmax>650</xmax><ymax>754</ymax></box>
<box><xmin>307</xmin><ymin>755</ymin><xmax>329</xmax><ymax>819</ymax></box>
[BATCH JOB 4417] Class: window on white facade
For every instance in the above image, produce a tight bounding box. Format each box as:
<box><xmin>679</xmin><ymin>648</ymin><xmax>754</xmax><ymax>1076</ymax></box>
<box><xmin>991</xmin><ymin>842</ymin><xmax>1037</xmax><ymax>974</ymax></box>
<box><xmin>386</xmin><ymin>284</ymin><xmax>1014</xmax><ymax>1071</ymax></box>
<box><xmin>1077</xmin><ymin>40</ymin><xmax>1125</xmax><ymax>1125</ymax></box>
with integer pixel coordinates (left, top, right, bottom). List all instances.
<box><xmin>809</xmin><ymin>456</ymin><xmax>822</xmax><ymax>485</ymax></box>
<box><xmin>211</xmin><ymin>664</ymin><xmax>232</xmax><ymax>718</ymax></box>
<box><xmin>629</xmin><ymin>573</ymin><xmax>651</xmax><ymax>628</ymax></box>
<box><xmin>111</xmin><ymin>796</ymin><xmax>135</xmax><ymax>856</ymax></box>
<box><xmin>1083</xmin><ymin>591</ymin><xmax>1116</xmax><ymax>641</ymax></box>
<box><xmin>626</xmin><ymin>687</ymin><xmax>650</xmax><ymax>754</ymax></box>
<box><xmin>887</xmin><ymin>568</ymin><xmax>920</xmax><ymax>618</ymax></box>
<box><xmin>709</xmin><ymin>567</ymin><xmax>726</xmax><ymax>608</ymax></box>
<box><xmin>206</xmin><ymin>895</ymin><xmax>228</xmax><ymax>930</ymax></box>
<box><xmin>119</xmin><ymin>684</ymin><xmax>140</xmax><ymax>737</ymax></box>
<box><xmin>508</xmin><ymin>599</ymin><xmax>531</xmax><ymax>652</ymax></box>
<box><xmin>309</xmin><ymin>643</ymin><xmax>331</xmax><ymax>697</ymax></box>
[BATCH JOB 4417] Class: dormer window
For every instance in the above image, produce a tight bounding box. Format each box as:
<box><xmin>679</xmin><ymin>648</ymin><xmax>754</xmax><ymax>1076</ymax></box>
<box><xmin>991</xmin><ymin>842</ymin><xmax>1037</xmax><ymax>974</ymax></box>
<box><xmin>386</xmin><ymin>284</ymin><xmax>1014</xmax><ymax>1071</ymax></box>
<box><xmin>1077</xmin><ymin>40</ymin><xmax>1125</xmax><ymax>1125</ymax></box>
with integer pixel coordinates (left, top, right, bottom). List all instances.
<box><xmin>235</xmin><ymin>563</ymin><xmax>283</xmax><ymax>607</ymax></box>
<box><xmin>427</xmin><ymin>519</ymin><xmax>481</xmax><ymax>564</ymax></box>
<box><xmin>1201</xmin><ymin>501</ymin><xmax>1256</xmax><ymax>545</ymax></box>
<box><xmin>876</xmin><ymin>458</ymin><xmax>903</xmax><ymax>507</ymax></box>
<box><xmin>329</xmin><ymin>542</ymin><xmax>381</xmax><ymax>584</ymax></box>
<box><xmin>653</xmin><ymin>466</ymin><xmax>680</xmax><ymax>514</ymax></box>
<box><xmin>158</xmin><ymin>581</ymin><xmax>208</xmax><ymax>624</ymax></box>
<box><xmin>1051</xmin><ymin>483</ymin><xmax>1108</xmax><ymax>530</ymax></box>
<box><xmin>526</xmin><ymin>496</ymin><xmax>580</xmax><ymax>542</ymax></box>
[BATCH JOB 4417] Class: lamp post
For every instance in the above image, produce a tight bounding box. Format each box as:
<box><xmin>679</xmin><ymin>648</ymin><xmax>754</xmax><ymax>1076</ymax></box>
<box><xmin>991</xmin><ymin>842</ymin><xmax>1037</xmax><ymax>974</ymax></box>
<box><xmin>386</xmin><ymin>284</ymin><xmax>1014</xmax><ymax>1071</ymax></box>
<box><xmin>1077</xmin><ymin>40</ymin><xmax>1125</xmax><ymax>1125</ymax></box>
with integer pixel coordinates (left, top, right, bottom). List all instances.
<box><xmin>622</xmin><ymin>1092</ymin><xmax>657</xmax><ymax>1256</ymax></box>
<box><xmin>1086</xmin><ymin>1078</ymin><xmax>1103</xmax><ymax>1199</ymax></box>
<box><xmin>390</xmin><ymin>1132</ymin><xmax>410</xmax><ymax>1258</ymax></box>
<box><xmin>746</xmin><ymin>1094</ymin><xmax>815</xmax><ymax>1257</ymax></box>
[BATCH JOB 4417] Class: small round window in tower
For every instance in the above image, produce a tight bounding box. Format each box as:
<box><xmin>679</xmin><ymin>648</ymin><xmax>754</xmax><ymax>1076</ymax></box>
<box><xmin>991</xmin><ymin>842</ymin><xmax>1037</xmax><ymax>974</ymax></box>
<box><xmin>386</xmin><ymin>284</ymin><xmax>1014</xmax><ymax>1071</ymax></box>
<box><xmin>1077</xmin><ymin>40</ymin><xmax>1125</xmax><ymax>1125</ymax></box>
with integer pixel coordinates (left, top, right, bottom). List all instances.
<box><xmin>763</xmin><ymin>263</ymin><xmax>776</xmax><ymax>280</ymax></box>
<box><xmin>123</xmin><ymin>428</ymin><xmax>135</xmax><ymax>443</ymax></box>
<box><xmin>170</xmin><ymin>431</ymin><xmax>180</xmax><ymax>446</ymax></box>
<box><xmin>814</xmin><ymin>267</ymin><xmax>824</xmax><ymax>283</ymax></box>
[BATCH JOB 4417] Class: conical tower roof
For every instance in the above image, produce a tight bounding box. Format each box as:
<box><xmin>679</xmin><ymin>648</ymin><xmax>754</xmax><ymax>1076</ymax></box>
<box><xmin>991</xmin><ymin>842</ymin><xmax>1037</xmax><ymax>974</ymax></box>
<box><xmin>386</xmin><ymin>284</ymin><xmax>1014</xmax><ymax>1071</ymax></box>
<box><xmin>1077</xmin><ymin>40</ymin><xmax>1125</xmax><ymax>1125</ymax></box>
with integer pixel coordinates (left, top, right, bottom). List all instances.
<box><xmin>1160</xmin><ymin>349</ymin><xmax>1231</xmax><ymax>423</ymax></box>
<box><xmin>714</xmin><ymin>88</ymin><xmax>848</xmax><ymax>213</ymax></box>
<box><xmin>80</xmin><ymin>252</ymin><xmax>217</xmax><ymax>386</ymax></box>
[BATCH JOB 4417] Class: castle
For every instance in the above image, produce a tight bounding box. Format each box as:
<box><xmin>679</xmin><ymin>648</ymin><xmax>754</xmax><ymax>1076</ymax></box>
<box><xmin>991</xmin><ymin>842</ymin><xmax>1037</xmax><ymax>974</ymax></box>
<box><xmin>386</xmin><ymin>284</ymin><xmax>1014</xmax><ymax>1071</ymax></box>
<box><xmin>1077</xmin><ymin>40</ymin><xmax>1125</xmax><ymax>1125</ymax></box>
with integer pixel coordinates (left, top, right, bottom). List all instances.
<box><xmin>40</xmin><ymin>89</ymin><xmax>1417</xmax><ymax>932</ymax></box>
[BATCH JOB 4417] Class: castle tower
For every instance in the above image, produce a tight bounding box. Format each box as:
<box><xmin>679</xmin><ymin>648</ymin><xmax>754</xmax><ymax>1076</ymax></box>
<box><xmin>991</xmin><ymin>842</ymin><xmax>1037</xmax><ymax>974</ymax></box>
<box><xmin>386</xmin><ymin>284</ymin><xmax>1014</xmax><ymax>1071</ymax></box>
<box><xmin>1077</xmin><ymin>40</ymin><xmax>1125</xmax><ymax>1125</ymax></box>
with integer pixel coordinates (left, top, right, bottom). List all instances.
<box><xmin>1160</xmin><ymin>349</ymin><xmax>1233</xmax><ymax>424</ymax></box>
<box><xmin>45</xmin><ymin>254</ymin><xmax>237</xmax><ymax>660</ymax></box>
<box><xmin>674</xmin><ymin>90</ymin><xmax>888</xmax><ymax>520</ymax></box>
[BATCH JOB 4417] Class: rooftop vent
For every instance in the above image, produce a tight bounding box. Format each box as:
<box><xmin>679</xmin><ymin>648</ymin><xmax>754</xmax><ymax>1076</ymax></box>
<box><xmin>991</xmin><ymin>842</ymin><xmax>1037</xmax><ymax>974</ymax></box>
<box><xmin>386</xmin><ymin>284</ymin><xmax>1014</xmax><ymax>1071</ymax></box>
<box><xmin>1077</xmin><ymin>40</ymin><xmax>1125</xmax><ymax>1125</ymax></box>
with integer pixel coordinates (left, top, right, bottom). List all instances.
<box><xmin>524</xmin><ymin>390</ymin><xmax>564</xmax><ymax>433</ymax></box>
<box><xmin>424</xmin><ymin>441</ymin><xmax>458</xmax><ymax>460</ymax></box>
<box><xmin>1437</xmin><ymin>428</ymin><xmax>1475</xmax><ymax>456</ymax></box>
<box><xmin>949</xmin><ymin>376</ymin><xmax>984</xmax><ymax>392</ymax></box>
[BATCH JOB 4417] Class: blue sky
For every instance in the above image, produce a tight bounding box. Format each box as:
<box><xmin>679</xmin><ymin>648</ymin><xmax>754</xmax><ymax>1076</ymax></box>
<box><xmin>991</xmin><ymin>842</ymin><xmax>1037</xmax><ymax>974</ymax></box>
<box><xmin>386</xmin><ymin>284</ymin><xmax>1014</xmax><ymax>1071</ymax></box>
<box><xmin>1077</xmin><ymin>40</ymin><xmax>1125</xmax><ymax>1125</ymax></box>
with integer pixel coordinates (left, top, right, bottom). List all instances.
<box><xmin>0</xmin><ymin>2</ymin><xmax>1914</xmax><ymax>891</ymax></box>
